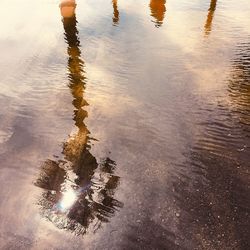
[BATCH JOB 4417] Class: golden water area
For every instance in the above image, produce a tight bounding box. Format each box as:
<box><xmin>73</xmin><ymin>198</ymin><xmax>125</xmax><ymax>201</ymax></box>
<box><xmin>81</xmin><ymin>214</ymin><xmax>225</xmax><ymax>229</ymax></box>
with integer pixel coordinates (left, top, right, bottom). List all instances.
<box><xmin>0</xmin><ymin>0</ymin><xmax>249</xmax><ymax>249</ymax></box>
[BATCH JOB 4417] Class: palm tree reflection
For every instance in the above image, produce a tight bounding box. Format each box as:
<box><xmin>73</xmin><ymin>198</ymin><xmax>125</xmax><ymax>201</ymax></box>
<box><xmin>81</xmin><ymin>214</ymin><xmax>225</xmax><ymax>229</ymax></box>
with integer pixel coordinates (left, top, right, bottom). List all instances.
<box><xmin>34</xmin><ymin>2</ymin><xmax>123</xmax><ymax>235</ymax></box>
<box><xmin>112</xmin><ymin>0</ymin><xmax>119</xmax><ymax>26</ymax></box>
<box><xmin>149</xmin><ymin>0</ymin><xmax>166</xmax><ymax>28</ymax></box>
<box><xmin>204</xmin><ymin>0</ymin><xmax>217</xmax><ymax>36</ymax></box>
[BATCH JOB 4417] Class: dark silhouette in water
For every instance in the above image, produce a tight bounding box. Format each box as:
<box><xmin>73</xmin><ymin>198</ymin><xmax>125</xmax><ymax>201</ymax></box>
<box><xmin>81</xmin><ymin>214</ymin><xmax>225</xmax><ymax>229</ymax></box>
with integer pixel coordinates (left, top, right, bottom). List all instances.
<box><xmin>112</xmin><ymin>0</ymin><xmax>119</xmax><ymax>26</ymax></box>
<box><xmin>149</xmin><ymin>0</ymin><xmax>166</xmax><ymax>28</ymax></box>
<box><xmin>34</xmin><ymin>3</ymin><xmax>123</xmax><ymax>235</ymax></box>
<box><xmin>204</xmin><ymin>0</ymin><xmax>217</xmax><ymax>35</ymax></box>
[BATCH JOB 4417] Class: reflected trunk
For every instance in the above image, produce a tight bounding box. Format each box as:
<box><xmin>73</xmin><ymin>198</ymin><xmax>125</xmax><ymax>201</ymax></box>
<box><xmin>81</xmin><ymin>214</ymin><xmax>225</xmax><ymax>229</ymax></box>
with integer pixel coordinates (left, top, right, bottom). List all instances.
<box><xmin>34</xmin><ymin>2</ymin><xmax>123</xmax><ymax>235</ymax></box>
<box><xmin>112</xmin><ymin>0</ymin><xmax>119</xmax><ymax>26</ymax></box>
<box><xmin>149</xmin><ymin>0</ymin><xmax>166</xmax><ymax>28</ymax></box>
<box><xmin>204</xmin><ymin>0</ymin><xmax>217</xmax><ymax>35</ymax></box>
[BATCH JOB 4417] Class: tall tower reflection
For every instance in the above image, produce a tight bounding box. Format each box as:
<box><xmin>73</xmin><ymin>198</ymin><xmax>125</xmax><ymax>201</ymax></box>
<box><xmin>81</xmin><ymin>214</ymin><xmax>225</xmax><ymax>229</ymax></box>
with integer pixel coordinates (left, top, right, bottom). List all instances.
<box><xmin>112</xmin><ymin>0</ymin><xmax>119</xmax><ymax>26</ymax></box>
<box><xmin>149</xmin><ymin>0</ymin><xmax>166</xmax><ymax>28</ymax></box>
<box><xmin>34</xmin><ymin>1</ymin><xmax>123</xmax><ymax>235</ymax></box>
<box><xmin>204</xmin><ymin>0</ymin><xmax>217</xmax><ymax>36</ymax></box>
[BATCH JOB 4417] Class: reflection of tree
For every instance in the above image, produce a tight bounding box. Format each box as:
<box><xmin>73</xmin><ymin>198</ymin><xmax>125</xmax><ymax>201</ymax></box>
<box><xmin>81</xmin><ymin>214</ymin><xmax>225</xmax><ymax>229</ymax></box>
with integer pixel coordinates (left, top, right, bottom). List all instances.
<box><xmin>149</xmin><ymin>0</ymin><xmax>166</xmax><ymax>28</ymax></box>
<box><xmin>228</xmin><ymin>43</ymin><xmax>250</xmax><ymax>128</ymax></box>
<box><xmin>34</xmin><ymin>13</ymin><xmax>122</xmax><ymax>235</ymax></box>
<box><xmin>204</xmin><ymin>0</ymin><xmax>217</xmax><ymax>36</ymax></box>
<box><xmin>112</xmin><ymin>0</ymin><xmax>119</xmax><ymax>26</ymax></box>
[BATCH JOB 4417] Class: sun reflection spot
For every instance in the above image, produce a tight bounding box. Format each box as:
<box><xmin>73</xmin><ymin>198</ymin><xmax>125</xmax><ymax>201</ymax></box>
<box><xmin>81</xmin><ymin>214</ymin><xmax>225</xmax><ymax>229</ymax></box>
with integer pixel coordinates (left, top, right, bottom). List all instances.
<box><xmin>59</xmin><ymin>188</ymin><xmax>77</xmax><ymax>211</ymax></box>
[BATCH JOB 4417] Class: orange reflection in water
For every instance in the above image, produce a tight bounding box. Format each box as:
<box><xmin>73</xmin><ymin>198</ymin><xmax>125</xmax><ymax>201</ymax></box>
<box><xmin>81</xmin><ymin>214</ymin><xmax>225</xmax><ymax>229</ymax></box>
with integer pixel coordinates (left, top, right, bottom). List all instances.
<box><xmin>149</xmin><ymin>0</ymin><xmax>166</xmax><ymax>27</ymax></box>
<box><xmin>204</xmin><ymin>0</ymin><xmax>217</xmax><ymax>35</ymax></box>
<box><xmin>60</xmin><ymin>0</ymin><xmax>76</xmax><ymax>18</ymax></box>
<box><xmin>112</xmin><ymin>0</ymin><xmax>119</xmax><ymax>26</ymax></box>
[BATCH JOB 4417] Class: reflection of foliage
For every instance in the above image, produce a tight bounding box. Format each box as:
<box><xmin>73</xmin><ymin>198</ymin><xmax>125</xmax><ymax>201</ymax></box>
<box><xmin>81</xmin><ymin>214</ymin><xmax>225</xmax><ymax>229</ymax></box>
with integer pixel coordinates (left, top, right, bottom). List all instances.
<box><xmin>35</xmin><ymin>157</ymin><xmax>123</xmax><ymax>235</ymax></box>
<box><xmin>228</xmin><ymin>43</ymin><xmax>250</xmax><ymax>127</ymax></box>
<box><xmin>35</xmin><ymin>160</ymin><xmax>66</xmax><ymax>191</ymax></box>
<box><xmin>34</xmin><ymin>14</ymin><xmax>122</xmax><ymax>235</ymax></box>
<box><xmin>149</xmin><ymin>0</ymin><xmax>166</xmax><ymax>28</ymax></box>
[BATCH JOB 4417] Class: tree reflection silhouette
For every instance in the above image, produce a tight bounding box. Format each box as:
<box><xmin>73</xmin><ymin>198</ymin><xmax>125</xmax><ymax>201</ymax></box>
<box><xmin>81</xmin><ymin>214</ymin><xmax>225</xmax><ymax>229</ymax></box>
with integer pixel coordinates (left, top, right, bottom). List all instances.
<box><xmin>112</xmin><ymin>0</ymin><xmax>119</xmax><ymax>26</ymax></box>
<box><xmin>34</xmin><ymin>3</ymin><xmax>123</xmax><ymax>235</ymax></box>
<box><xmin>149</xmin><ymin>0</ymin><xmax>166</xmax><ymax>28</ymax></box>
<box><xmin>204</xmin><ymin>0</ymin><xmax>217</xmax><ymax>36</ymax></box>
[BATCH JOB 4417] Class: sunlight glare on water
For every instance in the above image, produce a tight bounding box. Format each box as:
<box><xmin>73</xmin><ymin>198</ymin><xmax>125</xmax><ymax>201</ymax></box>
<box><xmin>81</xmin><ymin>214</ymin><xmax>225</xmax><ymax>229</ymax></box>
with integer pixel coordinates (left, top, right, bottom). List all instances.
<box><xmin>59</xmin><ymin>188</ymin><xmax>78</xmax><ymax>211</ymax></box>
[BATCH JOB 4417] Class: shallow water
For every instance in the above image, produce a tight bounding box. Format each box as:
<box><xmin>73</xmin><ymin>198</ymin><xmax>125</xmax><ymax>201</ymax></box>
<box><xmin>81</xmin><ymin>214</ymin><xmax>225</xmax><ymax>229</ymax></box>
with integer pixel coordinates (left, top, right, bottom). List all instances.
<box><xmin>0</xmin><ymin>0</ymin><xmax>249</xmax><ymax>249</ymax></box>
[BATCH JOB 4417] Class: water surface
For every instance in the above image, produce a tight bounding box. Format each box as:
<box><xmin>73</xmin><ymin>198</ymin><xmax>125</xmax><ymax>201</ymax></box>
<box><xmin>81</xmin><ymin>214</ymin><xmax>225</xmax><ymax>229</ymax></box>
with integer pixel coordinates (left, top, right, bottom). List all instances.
<box><xmin>0</xmin><ymin>0</ymin><xmax>249</xmax><ymax>249</ymax></box>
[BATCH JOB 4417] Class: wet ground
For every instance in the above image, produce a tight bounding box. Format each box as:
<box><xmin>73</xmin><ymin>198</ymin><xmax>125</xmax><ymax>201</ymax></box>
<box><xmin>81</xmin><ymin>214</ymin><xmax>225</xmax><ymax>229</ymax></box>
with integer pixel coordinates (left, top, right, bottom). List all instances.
<box><xmin>0</xmin><ymin>0</ymin><xmax>249</xmax><ymax>249</ymax></box>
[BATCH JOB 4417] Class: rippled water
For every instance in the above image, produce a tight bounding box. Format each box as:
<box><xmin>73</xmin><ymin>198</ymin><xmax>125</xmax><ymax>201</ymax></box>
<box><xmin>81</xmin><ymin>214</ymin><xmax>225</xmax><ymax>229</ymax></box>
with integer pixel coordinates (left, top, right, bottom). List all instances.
<box><xmin>0</xmin><ymin>0</ymin><xmax>249</xmax><ymax>249</ymax></box>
